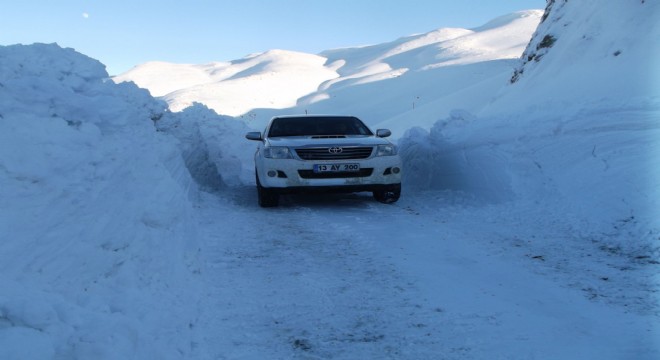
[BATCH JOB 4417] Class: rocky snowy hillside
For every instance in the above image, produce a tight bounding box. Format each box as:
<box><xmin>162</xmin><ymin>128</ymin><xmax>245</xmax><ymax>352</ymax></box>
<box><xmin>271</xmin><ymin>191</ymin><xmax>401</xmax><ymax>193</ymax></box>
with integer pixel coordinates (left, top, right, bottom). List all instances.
<box><xmin>398</xmin><ymin>0</ymin><xmax>660</xmax><ymax>265</ymax></box>
<box><xmin>500</xmin><ymin>0</ymin><xmax>658</xmax><ymax>110</ymax></box>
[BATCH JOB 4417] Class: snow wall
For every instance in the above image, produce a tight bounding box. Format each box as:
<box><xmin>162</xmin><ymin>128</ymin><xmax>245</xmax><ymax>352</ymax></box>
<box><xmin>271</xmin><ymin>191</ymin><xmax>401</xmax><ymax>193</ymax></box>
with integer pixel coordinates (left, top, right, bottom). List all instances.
<box><xmin>398</xmin><ymin>0</ymin><xmax>660</xmax><ymax>257</ymax></box>
<box><xmin>0</xmin><ymin>43</ymin><xmax>214</xmax><ymax>359</ymax></box>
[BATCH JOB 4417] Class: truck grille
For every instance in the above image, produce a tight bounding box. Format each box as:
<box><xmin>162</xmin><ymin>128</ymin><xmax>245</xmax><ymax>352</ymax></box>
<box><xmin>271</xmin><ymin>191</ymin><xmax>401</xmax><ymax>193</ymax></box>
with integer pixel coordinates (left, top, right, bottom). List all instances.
<box><xmin>295</xmin><ymin>146</ymin><xmax>373</xmax><ymax>160</ymax></box>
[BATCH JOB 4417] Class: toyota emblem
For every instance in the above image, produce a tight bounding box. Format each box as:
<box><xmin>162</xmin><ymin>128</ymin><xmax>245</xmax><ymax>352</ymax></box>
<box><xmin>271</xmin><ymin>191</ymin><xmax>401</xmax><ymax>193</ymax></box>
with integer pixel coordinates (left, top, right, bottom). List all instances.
<box><xmin>328</xmin><ymin>147</ymin><xmax>343</xmax><ymax>154</ymax></box>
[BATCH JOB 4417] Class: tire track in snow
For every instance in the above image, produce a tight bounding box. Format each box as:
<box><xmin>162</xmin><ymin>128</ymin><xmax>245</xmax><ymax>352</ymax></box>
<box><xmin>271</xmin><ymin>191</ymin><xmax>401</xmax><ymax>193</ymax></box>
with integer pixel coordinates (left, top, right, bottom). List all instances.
<box><xmin>192</xmin><ymin>189</ymin><xmax>469</xmax><ymax>359</ymax></box>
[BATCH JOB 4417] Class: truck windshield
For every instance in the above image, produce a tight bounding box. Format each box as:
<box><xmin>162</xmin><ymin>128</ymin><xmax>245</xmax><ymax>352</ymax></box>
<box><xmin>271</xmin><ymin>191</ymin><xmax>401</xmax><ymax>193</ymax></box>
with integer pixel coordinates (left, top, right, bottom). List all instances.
<box><xmin>268</xmin><ymin>116</ymin><xmax>373</xmax><ymax>137</ymax></box>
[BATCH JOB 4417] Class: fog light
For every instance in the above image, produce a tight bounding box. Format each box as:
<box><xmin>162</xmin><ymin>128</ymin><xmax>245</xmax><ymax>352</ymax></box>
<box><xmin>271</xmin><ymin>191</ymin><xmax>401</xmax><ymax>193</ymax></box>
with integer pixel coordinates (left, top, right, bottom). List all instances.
<box><xmin>392</xmin><ymin>167</ymin><xmax>401</xmax><ymax>174</ymax></box>
<box><xmin>267</xmin><ymin>170</ymin><xmax>277</xmax><ymax>177</ymax></box>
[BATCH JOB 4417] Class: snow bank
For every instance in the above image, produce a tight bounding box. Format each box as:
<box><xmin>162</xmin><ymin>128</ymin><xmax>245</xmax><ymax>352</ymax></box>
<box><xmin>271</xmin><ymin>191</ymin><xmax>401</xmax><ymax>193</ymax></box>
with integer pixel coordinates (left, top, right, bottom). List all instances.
<box><xmin>398</xmin><ymin>110</ymin><xmax>513</xmax><ymax>203</ymax></box>
<box><xmin>401</xmin><ymin>102</ymin><xmax>659</xmax><ymax>251</ymax></box>
<box><xmin>399</xmin><ymin>0</ymin><xmax>660</xmax><ymax>258</ymax></box>
<box><xmin>156</xmin><ymin>102</ymin><xmax>255</xmax><ymax>188</ymax></box>
<box><xmin>0</xmin><ymin>43</ymin><xmax>202</xmax><ymax>358</ymax></box>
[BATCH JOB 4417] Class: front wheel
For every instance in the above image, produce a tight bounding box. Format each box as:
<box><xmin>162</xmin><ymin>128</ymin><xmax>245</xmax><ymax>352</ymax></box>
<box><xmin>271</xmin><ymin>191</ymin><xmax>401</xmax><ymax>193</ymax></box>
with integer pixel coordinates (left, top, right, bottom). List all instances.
<box><xmin>373</xmin><ymin>184</ymin><xmax>401</xmax><ymax>204</ymax></box>
<box><xmin>256</xmin><ymin>173</ymin><xmax>279</xmax><ymax>207</ymax></box>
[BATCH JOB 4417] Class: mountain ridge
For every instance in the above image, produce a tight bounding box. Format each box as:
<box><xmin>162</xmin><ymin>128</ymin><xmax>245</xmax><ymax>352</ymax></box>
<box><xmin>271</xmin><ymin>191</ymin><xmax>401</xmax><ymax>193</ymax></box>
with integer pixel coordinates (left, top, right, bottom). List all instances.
<box><xmin>114</xmin><ymin>10</ymin><xmax>543</xmax><ymax>121</ymax></box>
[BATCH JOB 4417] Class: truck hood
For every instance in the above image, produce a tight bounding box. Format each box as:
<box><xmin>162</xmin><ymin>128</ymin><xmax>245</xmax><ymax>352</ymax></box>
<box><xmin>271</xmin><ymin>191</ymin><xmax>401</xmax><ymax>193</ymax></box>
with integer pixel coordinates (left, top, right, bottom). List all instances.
<box><xmin>265</xmin><ymin>135</ymin><xmax>393</xmax><ymax>148</ymax></box>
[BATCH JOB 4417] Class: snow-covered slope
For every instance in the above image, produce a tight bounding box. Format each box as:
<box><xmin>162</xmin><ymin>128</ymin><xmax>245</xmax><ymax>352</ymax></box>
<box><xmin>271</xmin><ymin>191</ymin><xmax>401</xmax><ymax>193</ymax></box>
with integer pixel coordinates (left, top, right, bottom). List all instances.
<box><xmin>291</xmin><ymin>10</ymin><xmax>543</xmax><ymax>134</ymax></box>
<box><xmin>114</xmin><ymin>10</ymin><xmax>542</xmax><ymax>129</ymax></box>
<box><xmin>114</xmin><ymin>50</ymin><xmax>340</xmax><ymax>116</ymax></box>
<box><xmin>494</xmin><ymin>0</ymin><xmax>659</xmax><ymax>113</ymax></box>
<box><xmin>399</xmin><ymin>0</ymin><xmax>660</xmax><ymax>266</ymax></box>
<box><xmin>319</xmin><ymin>10</ymin><xmax>542</xmax><ymax>85</ymax></box>
<box><xmin>487</xmin><ymin>0</ymin><xmax>660</xmax><ymax>242</ymax></box>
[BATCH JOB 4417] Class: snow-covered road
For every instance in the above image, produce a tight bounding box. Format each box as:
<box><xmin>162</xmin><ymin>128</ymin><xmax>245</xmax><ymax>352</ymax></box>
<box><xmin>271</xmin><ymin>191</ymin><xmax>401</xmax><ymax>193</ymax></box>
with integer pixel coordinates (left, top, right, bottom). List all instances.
<box><xmin>190</xmin><ymin>189</ymin><xmax>659</xmax><ymax>359</ymax></box>
<box><xmin>193</xmin><ymin>189</ymin><xmax>452</xmax><ymax>358</ymax></box>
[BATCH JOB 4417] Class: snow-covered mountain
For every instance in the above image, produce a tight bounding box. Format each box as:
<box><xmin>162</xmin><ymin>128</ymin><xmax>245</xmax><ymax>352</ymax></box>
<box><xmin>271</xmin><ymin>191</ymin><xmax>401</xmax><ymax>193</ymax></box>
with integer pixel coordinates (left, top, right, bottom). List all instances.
<box><xmin>114</xmin><ymin>10</ymin><xmax>543</xmax><ymax>131</ymax></box>
<box><xmin>114</xmin><ymin>50</ymin><xmax>339</xmax><ymax>117</ymax></box>
<box><xmin>2</xmin><ymin>1</ymin><xmax>660</xmax><ymax>358</ymax></box>
<box><xmin>495</xmin><ymin>0</ymin><xmax>658</xmax><ymax>113</ymax></box>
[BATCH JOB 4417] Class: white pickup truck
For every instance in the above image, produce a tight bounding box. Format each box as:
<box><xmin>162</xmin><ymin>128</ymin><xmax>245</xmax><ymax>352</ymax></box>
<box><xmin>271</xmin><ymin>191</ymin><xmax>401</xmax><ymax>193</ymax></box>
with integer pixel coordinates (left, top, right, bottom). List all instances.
<box><xmin>246</xmin><ymin>115</ymin><xmax>402</xmax><ymax>207</ymax></box>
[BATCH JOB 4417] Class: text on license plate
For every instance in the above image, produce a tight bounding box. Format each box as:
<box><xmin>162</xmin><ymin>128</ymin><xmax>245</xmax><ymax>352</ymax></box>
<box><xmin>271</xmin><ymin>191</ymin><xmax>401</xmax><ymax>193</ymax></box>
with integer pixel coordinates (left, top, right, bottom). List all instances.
<box><xmin>313</xmin><ymin>163</ymin><xmax>360</xmax><ymax>173</ymax></box>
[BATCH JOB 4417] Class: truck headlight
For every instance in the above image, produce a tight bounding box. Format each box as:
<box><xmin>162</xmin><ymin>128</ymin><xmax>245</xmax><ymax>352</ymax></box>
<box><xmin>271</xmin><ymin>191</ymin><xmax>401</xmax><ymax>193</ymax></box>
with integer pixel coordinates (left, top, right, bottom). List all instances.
<box><xmin>263</xmin><ymin>147</ymin><xmax>292</xmax><ymax>159</ymax></box>
<box><xmin>376</xmin><ymin>144</ymin><xmax>398</xmax><ymax>156</ymax></box>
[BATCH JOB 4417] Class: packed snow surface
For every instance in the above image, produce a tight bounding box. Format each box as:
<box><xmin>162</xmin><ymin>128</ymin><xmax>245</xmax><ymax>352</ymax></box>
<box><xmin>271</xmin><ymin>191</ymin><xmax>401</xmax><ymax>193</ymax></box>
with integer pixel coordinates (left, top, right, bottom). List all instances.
<box><xmin>2</xmin><ymin>1</ymin><xmax>659</xmax><ymax>359</ymax></box>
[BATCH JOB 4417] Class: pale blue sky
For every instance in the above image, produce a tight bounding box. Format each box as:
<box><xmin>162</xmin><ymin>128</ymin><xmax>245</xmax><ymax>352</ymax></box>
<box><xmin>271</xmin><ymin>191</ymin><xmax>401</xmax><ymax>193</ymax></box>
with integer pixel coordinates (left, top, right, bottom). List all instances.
<box><xmin>1</xmin><ymin>1</ymin><xmax>545</xmax><ymax>75</ymax></box>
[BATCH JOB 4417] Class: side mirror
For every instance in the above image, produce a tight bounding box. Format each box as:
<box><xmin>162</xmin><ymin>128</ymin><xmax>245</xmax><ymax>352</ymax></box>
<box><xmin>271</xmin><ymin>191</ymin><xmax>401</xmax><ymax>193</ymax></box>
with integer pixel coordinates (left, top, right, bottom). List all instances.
<box><xmin>376</xmin><ymin>129</ymin><xmax>392</xmax><ymax>138</ymax></box>
<box><xmin>245</xmin><ymin>132</ymin><xmax>262</xmax><ymax>141</ymax></box>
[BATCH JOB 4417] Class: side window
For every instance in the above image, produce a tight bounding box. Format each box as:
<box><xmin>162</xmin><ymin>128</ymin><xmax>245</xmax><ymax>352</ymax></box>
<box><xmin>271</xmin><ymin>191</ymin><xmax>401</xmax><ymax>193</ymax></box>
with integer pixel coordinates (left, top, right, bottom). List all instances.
<box><xmin>268</xmin><ymin>121</ymin><xmax>278</xmax><ymax>137</ymax></box>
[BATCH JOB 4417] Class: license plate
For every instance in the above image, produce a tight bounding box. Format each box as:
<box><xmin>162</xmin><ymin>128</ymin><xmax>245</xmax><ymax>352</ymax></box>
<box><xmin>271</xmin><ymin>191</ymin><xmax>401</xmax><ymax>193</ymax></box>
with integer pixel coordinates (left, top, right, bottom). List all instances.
<box><xmin>313</xmin><ymin>163</ymin><xmax>360</xmax><ymax>173</ymax></box>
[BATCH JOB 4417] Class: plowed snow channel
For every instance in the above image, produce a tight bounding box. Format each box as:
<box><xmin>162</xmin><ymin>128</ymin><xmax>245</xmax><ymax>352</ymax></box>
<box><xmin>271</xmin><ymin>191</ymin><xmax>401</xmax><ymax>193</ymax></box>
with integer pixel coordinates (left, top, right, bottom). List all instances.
<box><xmin>190</xmin><ymin>189</ymin><xmax>658</xmax><ymax>360</ymax></box>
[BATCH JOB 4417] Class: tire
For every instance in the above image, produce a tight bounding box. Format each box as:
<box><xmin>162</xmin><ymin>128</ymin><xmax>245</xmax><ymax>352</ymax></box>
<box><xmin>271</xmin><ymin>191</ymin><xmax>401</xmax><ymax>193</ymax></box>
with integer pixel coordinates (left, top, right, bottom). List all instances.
<box><xmin>256</xmin><ymin>173</ymin><xmax>279</xmax><ymax>207</ymax></box>
<box><xmin>373</xmin><ymin>184</ymin><xmax>401</xmax><ymax>204</ymax></box>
